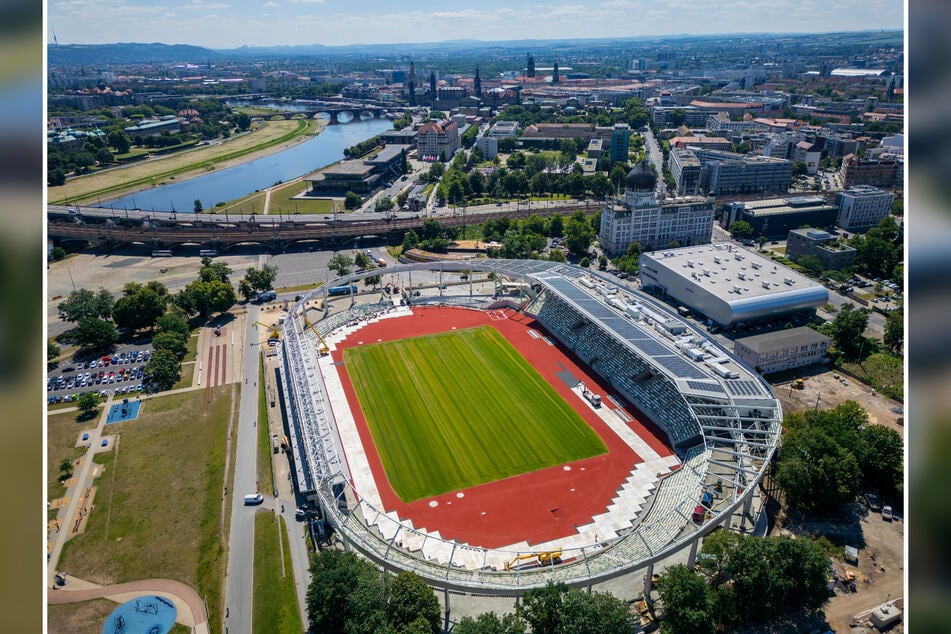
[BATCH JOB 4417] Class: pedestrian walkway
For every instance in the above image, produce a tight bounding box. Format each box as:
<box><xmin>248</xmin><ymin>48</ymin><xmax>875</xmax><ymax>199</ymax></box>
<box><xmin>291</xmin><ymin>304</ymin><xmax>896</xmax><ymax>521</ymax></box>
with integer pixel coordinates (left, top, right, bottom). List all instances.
<box><xmin>47</xmin><ymin>394</ymin><xmax>115</xmax><ymax>582</ymax></box>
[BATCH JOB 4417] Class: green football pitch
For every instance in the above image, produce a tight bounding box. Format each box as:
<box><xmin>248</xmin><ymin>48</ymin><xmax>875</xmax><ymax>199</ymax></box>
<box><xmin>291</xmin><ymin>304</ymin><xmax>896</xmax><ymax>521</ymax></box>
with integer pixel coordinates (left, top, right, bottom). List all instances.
<box><xmin>343</xmin><ymin>326</ymin><xmax>607</xmax><ymax>503</ymax></box>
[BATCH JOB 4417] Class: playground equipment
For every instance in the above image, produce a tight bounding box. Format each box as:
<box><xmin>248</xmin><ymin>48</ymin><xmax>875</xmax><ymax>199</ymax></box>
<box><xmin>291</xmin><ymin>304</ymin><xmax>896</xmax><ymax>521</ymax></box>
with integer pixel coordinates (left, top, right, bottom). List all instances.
<box><xmin>302</xmin><ymin>314</ymin><xmax>330</xmax><ymax>356</ymax></box>
<box><xmin>504</xmin><ymin>550</ymin><xmax>563</xmax><ymax>571</ymax></box>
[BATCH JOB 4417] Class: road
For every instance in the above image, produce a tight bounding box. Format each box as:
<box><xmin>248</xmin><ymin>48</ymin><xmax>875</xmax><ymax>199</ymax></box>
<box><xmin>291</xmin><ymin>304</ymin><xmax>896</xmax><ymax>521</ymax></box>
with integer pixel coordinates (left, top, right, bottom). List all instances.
<box><xmin>641</xmin><ymin>127</ymin><xmax>667</xmax><ymax>200</ymax></box>
<box><xmin>224</xmin><ymin>303</ymin><xmax>261</xmax><ymax>634</ymax></box>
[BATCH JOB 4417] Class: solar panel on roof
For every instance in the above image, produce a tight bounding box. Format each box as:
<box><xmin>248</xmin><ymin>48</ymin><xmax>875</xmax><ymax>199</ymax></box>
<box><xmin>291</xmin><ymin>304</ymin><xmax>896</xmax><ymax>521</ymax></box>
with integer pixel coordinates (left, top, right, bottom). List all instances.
<box><xmin>686</xmin><ymin>380</ymin><xmax>727</xmax><ymax>394</ymax></box>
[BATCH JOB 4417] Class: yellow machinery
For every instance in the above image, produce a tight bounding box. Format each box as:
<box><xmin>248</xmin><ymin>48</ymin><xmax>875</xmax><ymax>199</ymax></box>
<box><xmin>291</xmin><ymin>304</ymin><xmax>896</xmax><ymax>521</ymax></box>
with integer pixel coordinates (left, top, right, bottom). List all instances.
<box><xmin>792</xmin><ymin>378</ymin><xmax>805</xmax><ymax>389</ymax></box>
<box><xmin>252</xmin><ymin>321</ymin><xmax>281</xmax><ymax>341</ymax></box>
<box><xmin>504</xmin><ymin>550</ymin><xmax>562</xmax><ymax>571</ymax></box>
<box><xmin>302</xmin><ymin>313</ymin><xmax>330</xmax><ymax>356</ymax></box>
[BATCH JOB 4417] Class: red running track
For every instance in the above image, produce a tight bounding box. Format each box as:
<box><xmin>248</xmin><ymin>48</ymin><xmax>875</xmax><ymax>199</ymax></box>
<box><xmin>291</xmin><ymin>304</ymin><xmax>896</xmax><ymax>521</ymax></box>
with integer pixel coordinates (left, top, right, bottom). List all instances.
<box><xmin>331</xmin><ymin>306</ymin><xmax>674</xmax><ymax>549</ymax></box>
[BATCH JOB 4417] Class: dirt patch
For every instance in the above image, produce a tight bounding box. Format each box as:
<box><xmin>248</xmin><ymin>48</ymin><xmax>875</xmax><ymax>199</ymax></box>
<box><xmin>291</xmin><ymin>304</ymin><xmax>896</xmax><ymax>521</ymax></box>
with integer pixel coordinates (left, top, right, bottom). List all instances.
<box><xmin>772</xmin><ymin>366</ymin><xmax>904</xmax><ymax>436</ymax></box>
<box><xmin>48</xmin><ymin>598</ymin><xmax>117</xmax><ymax>634</ymax></box>
<box><xmin>774</xmin><ymin>501</ymin><xmax>904</xmax><ymax>633</ymax></box>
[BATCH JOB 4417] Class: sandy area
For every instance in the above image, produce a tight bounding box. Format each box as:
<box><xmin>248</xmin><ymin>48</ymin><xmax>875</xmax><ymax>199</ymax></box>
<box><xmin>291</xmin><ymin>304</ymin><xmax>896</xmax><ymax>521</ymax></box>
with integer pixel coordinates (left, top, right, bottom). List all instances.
<box><xmin>48</xmin><ymin>117</ymin><xmax>324</xmax><ymax>205</ymax></box>
<box><xmin>773</xmin><ymin>365</ymin><xmax>904</xmax><ymax>435</ymax></box>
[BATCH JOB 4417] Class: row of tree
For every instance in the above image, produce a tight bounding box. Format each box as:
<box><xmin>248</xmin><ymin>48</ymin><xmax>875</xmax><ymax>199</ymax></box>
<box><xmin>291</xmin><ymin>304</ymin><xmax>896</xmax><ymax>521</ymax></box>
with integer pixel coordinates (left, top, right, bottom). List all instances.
<box><xmin>657</xmin><ymin>531</ymin><xmax>832</xmax><ymax>633</ymax></box>
<box><xmin>55</xmin><ymin>256</ymin><xmax>278</xmax><ymax>390</ymax></box>
<box><xmin>775</xmin><ymin>400</ymin><xmax>903</xmax><ymax>512</ymax></box>
<box><xmin>307</xmin><ymin>549</ymin><xmax>637</xmax><ymax>634</ymax></box>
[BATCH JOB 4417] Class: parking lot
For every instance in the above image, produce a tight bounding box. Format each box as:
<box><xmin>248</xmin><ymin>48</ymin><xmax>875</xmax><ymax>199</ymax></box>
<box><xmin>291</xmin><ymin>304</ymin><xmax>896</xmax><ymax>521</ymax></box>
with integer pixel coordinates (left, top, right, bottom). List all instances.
<box><xmin>48</xmin><ymin>346</ymin><xmax>153</xmax><ymax>404</ymax></box>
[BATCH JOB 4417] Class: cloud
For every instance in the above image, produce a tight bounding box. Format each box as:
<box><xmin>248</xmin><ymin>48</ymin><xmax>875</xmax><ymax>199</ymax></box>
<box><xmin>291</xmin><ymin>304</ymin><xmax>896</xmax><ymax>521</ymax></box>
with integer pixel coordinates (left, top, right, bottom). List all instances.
<box><xmin>288</xmin><ymin>0</ymin><xmax>323</xmax><ymax>3</ymax></box>
<box><xmin>264</xmin><ymin>1</ymin><xmax>278</xmax><ymax>6</ymax></box>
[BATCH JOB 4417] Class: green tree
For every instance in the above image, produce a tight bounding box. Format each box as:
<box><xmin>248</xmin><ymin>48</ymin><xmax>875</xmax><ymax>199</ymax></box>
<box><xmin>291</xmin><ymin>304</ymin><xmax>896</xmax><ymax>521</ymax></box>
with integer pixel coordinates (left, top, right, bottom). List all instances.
<box><xmin>354</xmin><ymin>252</ymin><xmax>372</xmax><ymax>270</ymax></box>
<box><xmin>152</xmin><ymin>330</ymin><xmax>187</xmax><ymax>356</ymax></box>
<box><xmin>375</xmin><ymin>195</ymin><xmax>395</xmax><ymax>212</ymax></box>
<box><xmin>668</xmin><ymin>109</ymin><xmax>686</xmax><ymax>127</ymax></box>
<box><xmin>143</xmin><ymin>348</ymin><xmax>182</xmax><ymax>390</ymax></box>
<box><xmin>328</xmin><ymin>252</ymin><xmax>354</xmax><ymax>277</ymax></box>
<box><xmin>564</xmin><ymin>211</ymin><xmax>595</xmax><ymax>256</ymax></box>
<box><xmin>883</xmin><ymin>305</ymin><xmax>903</xmax><ymax>354</ymax></box>
<box><xmin>198</xmin><ymin>256</ymin><xmax>232</xmax><ymax>283</ymax></box>
<box><xmin>49</xmin><ymin>168</ymin><xmax>67</xmax><ymax>186</ymax></box>
<box><xmin>792</xmin><ymin>160</ymin><xmax>808</xmax><ymax>177</ymax></box>
<box><xmin>193</xmin><ymin>199</ymin><xmax>203</xmax><ymax>213</ymax></box>
<box><xmin>402</xmin><ymin>230</ymin><xmax>420</xmax><ymax>253</ymax></box>
<box><xmin>728</xmin><ymin>221</ymin><xmax>754</xmax><ymax>239</ymax></box>
<box><xmin>235</xmin><ymin>112</ymin><xmax>251</xmax><ymax>131</ymax></box>
<box><xmin>387</xmin><ymin>572</ymin><xmax>440</xmax><ymax>633</ymax></box>
<box><xmin>48</xmin><ymin>341</ymin><xmax>61</xmax><ymax>363</ymax></box>
<box><xmin>657</xmin><ymin>564</ymin><xmax>715</xmax><ymax>634</ymax></box>
<box><xmin>517</xmin><ymin>582</ymin><xmax>636</xmax><ymax>634</ymax></box>
<box><xmin>307</xmin><ymin>549</ymin><xmax>388</xmax><ymax>634</ymax></box>
<box><xmin>829</xmin><ymin>304</ymin><xmax>870</xmax><ymax>359</ymax></box>
<box><xmin>238</xmin><ymin>279</ymin><xmax>253</xmax><ymax>302</ymax></box>
<box><xmin>57</xmin><ymin>288</ymin><xmax>114</xmax><ymax>322</ymax></box>
<box><xmin>344</xmin><ymin>191</ymin><xmax>363</xmax><ymax>210</ymax></box>
<box><xmin>73</xmin><ymin>317</ymin><xmax>118</xmax><ymax>351</ymax></box>
<box><xmin>178</xmin><ymin>280</ymin><xmax>236</xmax><ymax>320</ymax></box>
<box><xmin>111</xmin><ymin>283</ymin><xmax>168</xmax><ymax>332</ymax></box>
<box><xmin>549</xmin><ymin>249</ymin><xmax>567</xmax><ymax>263</ymax></box>
<box><xmin>861</xmin><ymin>424</ymin><xmax>904</xmax><ymax>496</ymax></box>
<box><xmin>242</xmin><ymin>264</ymin><xmax>278</xmax><ymax>293</ymax></box>
<box><xmin>77</xmin><ymin>392</ymin><xmax>100</xmax><ymax>418</ymax></box>
<box><xmin>155</xmin><ymin>311</ymin><xmax>190</xmax><ymax>339</ymax></box>
<box><xmin>59</xmin><ymin>457</ymin><xmax>74</xmax><ymax>479</ymax></box>
<box><xmin>776</xmin><ymin>422</ymin><xmax>862</xmax><ymax>513</ymax></box>
<box><xmin>96</xmin><ymin>147</ymin><xmax>114</xmax><ymax>165</ymax></box>
<box><xmin>454</xmin><ymin>612</ymin><xmax>526</xmax><ymax>634</ymax></box>
<box><xmin>796</xmin><ymin>254</ymin><xmax>824</xmax><ymax>278</ymax></box>
<box><xmin>108</xmin><ymin>130</ymin><xmax>131</xmax><ymax>154</ymax></box>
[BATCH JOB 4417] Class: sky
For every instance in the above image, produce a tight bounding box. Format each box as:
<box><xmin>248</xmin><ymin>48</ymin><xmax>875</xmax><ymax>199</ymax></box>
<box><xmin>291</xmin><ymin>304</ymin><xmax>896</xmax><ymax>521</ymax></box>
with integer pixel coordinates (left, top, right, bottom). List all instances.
<box><xmin>47</xmin><ymin>0</ymin><xmax>904</xmax><ymax>49</ymax></box>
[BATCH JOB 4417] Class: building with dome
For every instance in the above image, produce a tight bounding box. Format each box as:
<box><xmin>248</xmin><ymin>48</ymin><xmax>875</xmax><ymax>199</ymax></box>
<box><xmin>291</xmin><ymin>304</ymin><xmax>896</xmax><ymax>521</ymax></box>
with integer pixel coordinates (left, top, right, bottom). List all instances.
<box><xmin>599</xmin><ymin>161</ymin><xmax>716</xmax><ymax>255</ymax></box>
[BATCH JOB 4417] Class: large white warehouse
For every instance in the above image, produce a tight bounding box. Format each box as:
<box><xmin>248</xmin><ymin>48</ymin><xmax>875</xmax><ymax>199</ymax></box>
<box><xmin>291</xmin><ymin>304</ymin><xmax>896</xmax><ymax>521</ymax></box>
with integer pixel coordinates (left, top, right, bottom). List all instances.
<box><xmin>639</xmin><ymin>244</ymin><xmax>828</xmax><ymax>326</ymax></box>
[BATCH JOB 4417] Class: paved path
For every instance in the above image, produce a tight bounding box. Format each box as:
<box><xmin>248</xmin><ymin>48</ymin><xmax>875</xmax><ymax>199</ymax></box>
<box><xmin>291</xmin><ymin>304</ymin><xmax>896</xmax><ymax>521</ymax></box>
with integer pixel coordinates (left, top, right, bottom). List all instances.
<box><xmin>47</xmin><ymin>394</ymin><xmax>115</xmax><ymax>582</ymax></box>
<box><xmin>48</xmin><ymin>577</ymin><xmax>209</xmax><ymax>634</ymax></box>
<box><xmin>224</xmin><ymin>304</ymin><xmax>261</xmax><ymax>634</ymax></box>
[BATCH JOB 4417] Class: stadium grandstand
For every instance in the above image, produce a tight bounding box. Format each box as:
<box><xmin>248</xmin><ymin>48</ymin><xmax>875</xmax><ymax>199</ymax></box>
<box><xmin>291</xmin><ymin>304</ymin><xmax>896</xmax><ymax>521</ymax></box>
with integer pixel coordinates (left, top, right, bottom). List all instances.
<box><xmin>276</xmin><ymin>259</ymin><xmax>781</xmax><ymax>594</ymax></box>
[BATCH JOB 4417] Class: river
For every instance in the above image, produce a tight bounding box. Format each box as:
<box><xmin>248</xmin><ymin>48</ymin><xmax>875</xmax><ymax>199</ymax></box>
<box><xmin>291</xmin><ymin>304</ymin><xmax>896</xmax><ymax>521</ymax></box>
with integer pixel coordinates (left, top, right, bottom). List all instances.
<box><xmin>105</xmin><ymin>117</ymin><xmax>393</xmax><ymax>213</ymax></box>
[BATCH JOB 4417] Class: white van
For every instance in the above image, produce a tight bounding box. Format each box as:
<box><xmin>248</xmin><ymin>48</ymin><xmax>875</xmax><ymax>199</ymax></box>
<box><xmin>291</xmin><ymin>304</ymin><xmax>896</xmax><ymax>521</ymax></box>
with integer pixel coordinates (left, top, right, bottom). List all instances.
<box><xmin>244</xmin><ymin>493</ymin><xmax>264</xmax><ymax>505</ymax></box>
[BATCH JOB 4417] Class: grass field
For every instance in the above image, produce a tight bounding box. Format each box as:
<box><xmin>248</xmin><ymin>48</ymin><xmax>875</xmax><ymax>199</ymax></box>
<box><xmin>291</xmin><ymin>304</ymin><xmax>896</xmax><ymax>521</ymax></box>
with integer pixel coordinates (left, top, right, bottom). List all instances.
<box><xmin>47</xmin><ymin>410</ymin><xmax>89</xmax><ymax>517</ymax></box>
<box><xmin>58</xmin><ymin>389</ymin><xmax>232</xmax><ymax>630</ymax></box>
<box><xmin>344</xmin><ymin>326</ymin><xmax>606</xmax><ymax>502</ymax></box>
<box><xmin>257</xmin><ymin>355</ymin><xmax>275</xmax><ymax>495</ymax></box>
<box><xmin>253</xmin><ymin>513</ymin><xmax>303</xmax><ymax>634</ymax></box>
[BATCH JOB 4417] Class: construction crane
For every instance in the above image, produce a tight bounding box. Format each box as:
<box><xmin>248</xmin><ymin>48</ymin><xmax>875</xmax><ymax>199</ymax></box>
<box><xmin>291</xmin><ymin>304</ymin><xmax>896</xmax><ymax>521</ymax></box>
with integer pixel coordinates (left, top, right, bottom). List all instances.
<box><xmin>252</xmin><ymin>321</ymin><xmax>282</xmax><ymax>341</ymax></box>
<box><xmin>504</xmin><ymin>550</ymin><xmax>562</xmax><ymax>571</ymax></box>
<box><xmin>302</xmin><ymin>313</ymin><xmax>330</xmax><ymax>356</ymax></box>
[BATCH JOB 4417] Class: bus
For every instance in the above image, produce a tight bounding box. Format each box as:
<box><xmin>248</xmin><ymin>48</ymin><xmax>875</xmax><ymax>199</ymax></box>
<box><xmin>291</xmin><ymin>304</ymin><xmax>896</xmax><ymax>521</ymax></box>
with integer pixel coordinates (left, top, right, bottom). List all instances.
<box><xmin>152</xmin><ymin>249</ymin><xmax>173</xmax><ymax>257</ymax></box>
<box><xmin>199</xmin><ymin>249</ymin><xmax>218</xmax><ymax>257</ymax></box>
<box><xmin>327</xmin><ymin>284</ymin><xmax>358</xmax><ymax>296</ymax></box>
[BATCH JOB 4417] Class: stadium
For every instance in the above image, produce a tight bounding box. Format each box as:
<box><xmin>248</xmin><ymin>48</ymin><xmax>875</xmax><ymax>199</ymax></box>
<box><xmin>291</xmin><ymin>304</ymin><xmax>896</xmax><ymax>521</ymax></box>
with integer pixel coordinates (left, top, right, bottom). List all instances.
<box><xmin>277</xmin><ymin>259</ymin><xmax>782</xmax><ymax>595</ymax></box>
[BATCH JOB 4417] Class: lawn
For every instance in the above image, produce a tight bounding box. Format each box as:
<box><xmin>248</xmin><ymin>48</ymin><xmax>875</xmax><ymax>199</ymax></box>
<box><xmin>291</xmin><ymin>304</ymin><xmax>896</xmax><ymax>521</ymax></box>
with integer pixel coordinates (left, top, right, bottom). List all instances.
<box><xmin>267</xmin><ymin>179</ymin><xmax>335</xmax><ymax>215</ymax></box>
<box><xmin>47</xmin><ymin>410</ymin><xmax>91</xmax><ymax>514</ymax></box>
<box><xmin>344</xmin><ymin>326</ymin><xmax>606</xmax><ymax>502</ymax></box>
<box><xmin>258</xmin><ymin>355</ymin><xmax>275</xmax><ymax>495</ymax></box>
<box><xmin>253</xmin><ymin>513</ymin><xmax>303</xmax><ymax>634</ymax></box>
<box><xmin>57</xmin><ymin>389</ymin><xmax>232</xmax><ymax>630</ymax></box>
<box><xmin>841</xmin><ymin>352</ymin><xmax>904</xmax><ymax>401</ymax></box>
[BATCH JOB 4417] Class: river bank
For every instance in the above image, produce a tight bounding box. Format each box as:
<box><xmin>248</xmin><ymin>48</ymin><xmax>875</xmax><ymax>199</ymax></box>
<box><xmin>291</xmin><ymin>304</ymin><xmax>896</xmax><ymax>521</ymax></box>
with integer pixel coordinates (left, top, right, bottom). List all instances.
<box><xmin>48</xmin><ymin>117</ymin><xmax>326</xmax><ymax>206</ymax></box>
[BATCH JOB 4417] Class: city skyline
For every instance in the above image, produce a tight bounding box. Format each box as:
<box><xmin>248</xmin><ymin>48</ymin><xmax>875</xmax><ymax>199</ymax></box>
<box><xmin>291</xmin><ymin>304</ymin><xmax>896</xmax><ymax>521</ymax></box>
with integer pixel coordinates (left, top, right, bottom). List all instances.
<box><xmin>48</xmin><ymin>0</ymin><xmax>904</xmax><ymax>50</ymax></box>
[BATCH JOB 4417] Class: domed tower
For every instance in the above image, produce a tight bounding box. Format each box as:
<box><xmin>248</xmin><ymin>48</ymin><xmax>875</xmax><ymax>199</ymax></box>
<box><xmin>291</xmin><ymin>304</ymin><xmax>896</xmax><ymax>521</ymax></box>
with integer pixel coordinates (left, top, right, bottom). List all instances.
<box><xmin>625</xmin><ymin>160</ymin><xmax>658</xmax><ymax>192</ymax></box>
<box><xmin>619</xmin><ymin>160</ymin><xmax>659</xmax><ymax>210</ymax></box>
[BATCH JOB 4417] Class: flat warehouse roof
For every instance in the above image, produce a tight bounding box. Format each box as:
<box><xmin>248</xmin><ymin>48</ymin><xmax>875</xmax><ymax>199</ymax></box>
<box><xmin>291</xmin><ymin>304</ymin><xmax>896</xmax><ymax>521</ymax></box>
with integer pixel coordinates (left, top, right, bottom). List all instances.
<box><xmin>735</xmin><ymin>327</ymin><xmax>831</xmax><ymax>353</ymax></box>
<box><xmin>641</xmin><ymin>244</ymin><xmax>825</xmax><ymax>303</ymax></box>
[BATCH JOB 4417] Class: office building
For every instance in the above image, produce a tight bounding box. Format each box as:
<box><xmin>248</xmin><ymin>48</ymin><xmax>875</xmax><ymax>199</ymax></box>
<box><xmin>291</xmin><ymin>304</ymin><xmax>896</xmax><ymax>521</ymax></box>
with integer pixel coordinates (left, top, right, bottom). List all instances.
<box><xmin>416</xmin><ymin>119</ymin><xmax>459</xmax><ymax>162</ymax></box>
<box><xmin>786</xmin><ymin>228</ymin><xmax>857</xmax><ymax>270</ymax></box>
<box><xmin>720</xmin><ymin>196</ymin><xmax>838</xmax><ymax>239</ymax></box>
<box><xmin>599</xmin><ymin>161</ymin><xmax>715</xmax><ymax>254</ymax></box>
<box><xmin>668</xmin><ymin>149</ymin><xmax>703</xmax><ymax>196</ymax></box>
<box><xmin>835</xmin><ymin>185</ymin><xmax>895</xmax><ymax>232</ymax></box>
<box><xmin>610</xmin><ymin>123</ymin><xmax>630</xmax><ymax>164</ymax></box>
<box><xmin>839</xmin><ymin>154</ymin><xmax>901</xmax><ymax>188</ymax></box>
<box><xmin>733</xmin><ymin>328</ymin><xmax>831</xmax><ymax>374</ymax></box>
<box><xmin>689</xmin><ymin>147</ymin><xmax>793</xmax><ymax>195</ymax></box>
